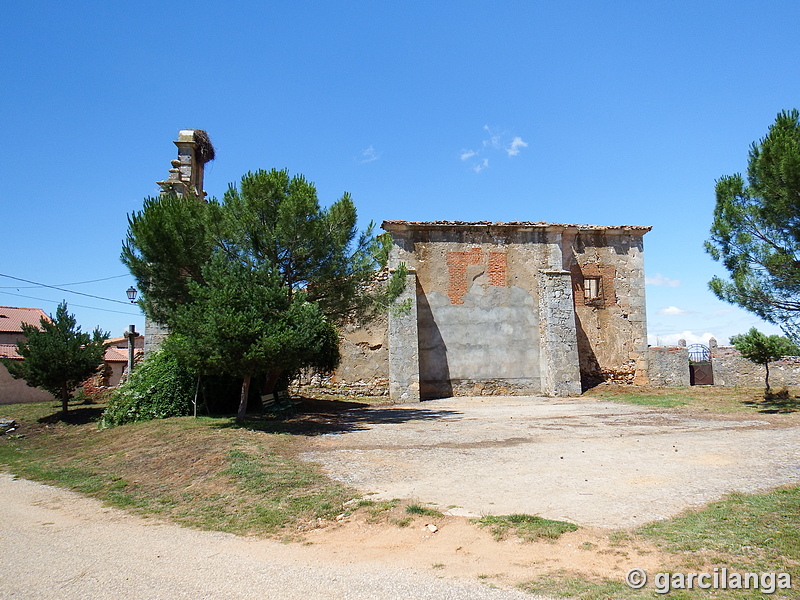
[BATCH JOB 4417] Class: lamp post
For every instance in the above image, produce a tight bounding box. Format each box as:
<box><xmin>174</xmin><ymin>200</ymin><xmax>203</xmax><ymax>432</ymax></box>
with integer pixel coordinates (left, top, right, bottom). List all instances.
<box><xmin>126</xmin><ymin>286</ymin><xmax>138</xmax><ymax>303</ymax></box>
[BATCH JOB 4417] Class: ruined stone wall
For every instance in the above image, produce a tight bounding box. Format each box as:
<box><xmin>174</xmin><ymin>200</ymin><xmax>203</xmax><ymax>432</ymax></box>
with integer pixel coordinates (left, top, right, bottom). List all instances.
<box><xmin>647</xmin><ymin>346</ymin><xmax>690</xmax><ymax>387</ymax></box>
<box><xmin>322</xmin><ymin>221</ymin><xmax>650</xmax><ymax>401</ymax></box>
<box><xmin>710</xmin><ymin>342</ymin><xmax>800</xmax><ymax>388</ymax></box>
<box><xmin>329</xmin><ymin>312</ymin><xmax>389</xmax><ymax>393</ymax></box>
<box><xmin>644</xmin><ymin>341</ymin><xmax>800</xmax><ymax>388</ymax></box>
<box><xmin>563</xmin><ymin>229</ymin><xmax>649</xmax><ymax>387</ymax></box>
<box><xmin>388</xmin><ymin>224</ymin><xmax>551</xmax><ymax>398</ymax></box>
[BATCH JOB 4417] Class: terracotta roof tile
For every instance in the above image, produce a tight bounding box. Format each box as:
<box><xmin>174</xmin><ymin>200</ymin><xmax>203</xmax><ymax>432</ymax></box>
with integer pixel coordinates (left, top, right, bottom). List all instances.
<box><xmin>106</xmin><ymin>335</ymin><xmax>144</xmax><ymax>349</ymax></box>
<box><xmin>0</xmin><ymin>344</ymin><xmax>22</xmax><ymax>360</ymax></box>
<box><xmin>0</xmin><ymin>306</ymin><xmax>48</xmax><ymax>333</ymax></box>
<box><xmin>104</xmin><ymin>346</ymin><xmax>144</xmax><ymax>363</ymax></box>
<box><xmin>381</xmin><ymin>220</ymin><xmax>651</xmax><ymax>233</ymax></box>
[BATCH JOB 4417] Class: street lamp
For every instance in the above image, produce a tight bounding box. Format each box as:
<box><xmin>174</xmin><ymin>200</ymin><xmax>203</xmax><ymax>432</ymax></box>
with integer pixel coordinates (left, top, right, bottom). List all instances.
<box><xmin>126</xmin><ymin>286</ymin><xmax>138</xmax><ymax>303</ymax></box>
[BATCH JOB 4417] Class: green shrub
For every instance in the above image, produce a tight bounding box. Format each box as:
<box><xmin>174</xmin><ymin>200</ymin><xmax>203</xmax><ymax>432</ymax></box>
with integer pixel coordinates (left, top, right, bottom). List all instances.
<box><xmin>102</xmin><ymin>350</ymin><xmax>196</xmax><ymax>427</ymax></box>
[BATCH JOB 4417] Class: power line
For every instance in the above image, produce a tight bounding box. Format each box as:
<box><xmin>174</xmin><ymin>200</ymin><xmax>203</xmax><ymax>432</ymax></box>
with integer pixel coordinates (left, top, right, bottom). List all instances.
<box><xmin>0</xmin><ymin>273</ymin><xmax>130</xmax><ymax>289</ymax></box>
<box><xmin>0</xmin><ymin>290</ymin><xmax>141</xmax><ymax>317</ymax></box>
<box><xmin>0</xmin><ymin>273</ymin><xmax>132</xmax><ymax>305</ymax></box>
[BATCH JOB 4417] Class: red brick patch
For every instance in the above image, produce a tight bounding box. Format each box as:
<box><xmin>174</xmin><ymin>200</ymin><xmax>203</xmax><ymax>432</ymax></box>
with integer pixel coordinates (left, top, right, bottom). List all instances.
<box><xmin>488</xmin><ymin>252</ymin><xmax>507</xmax><ymax>287</ymax></box>
<box><xmin>446</xmin><ymin>247</ymin><xmax>484</xmax><ymax>304</ymax></box>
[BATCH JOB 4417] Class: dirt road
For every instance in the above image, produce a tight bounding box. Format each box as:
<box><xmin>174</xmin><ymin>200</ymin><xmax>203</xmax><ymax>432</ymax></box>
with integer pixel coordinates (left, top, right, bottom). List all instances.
<box><xmin>0</xmin><ymin>474</ymin><xmax>536</xmax><ymax>600</ymax></box>
<box><xmin>2</xmin><ymin>395</ymin><xmax>798</xmax><ymax>598</ymax></box>
<box><xmin>301</xmin><ymin>396</ymin><xmax>800</xmax><ymax>527</ymax></box>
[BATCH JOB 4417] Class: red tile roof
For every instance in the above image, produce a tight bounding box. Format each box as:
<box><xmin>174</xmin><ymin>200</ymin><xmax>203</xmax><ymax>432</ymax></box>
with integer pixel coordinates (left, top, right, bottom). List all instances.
<box><xmin>381</xmin><ymin>220</ymin><xmax>652</xmax><ymax>233</ymax></box>
<box><xmin>105</xmin><ymin>335</ymin><xmax>145</xmax><ymax>349</ymax></box>
<box><xmin>104</xmin><ymin>346</ymin><xmax>144</xmax><ymax>363</ymax></box>
<box><xmin>0</xmin><ymin>306</ymin><xmax>48</xmax><ymax>333</ymax></box>
<box><xmin>0</xmin><ymin>344</ymin><xmax>21</xmax><ymax>359</ymax></box>
<box><xmin>2</xmin><ymin>342</ymin><xmax>143</xmax><ymax>363</ymax></box>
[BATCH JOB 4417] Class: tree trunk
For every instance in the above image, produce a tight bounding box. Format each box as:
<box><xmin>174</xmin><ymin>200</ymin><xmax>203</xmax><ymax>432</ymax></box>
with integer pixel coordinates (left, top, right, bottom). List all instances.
<box><xmin>237</xmin><ymin>375</ymin><xmax>251</xmax><ymax>422</ymax></box>
<box><xmin>764</xmin><ymin>363</ymin><xmax>771</xmax><ymax>395</ymax></box>
<box><xmin>61</xmin><ymin>383</ymin><xmax>69</xmax><ymax>415</ymax></box>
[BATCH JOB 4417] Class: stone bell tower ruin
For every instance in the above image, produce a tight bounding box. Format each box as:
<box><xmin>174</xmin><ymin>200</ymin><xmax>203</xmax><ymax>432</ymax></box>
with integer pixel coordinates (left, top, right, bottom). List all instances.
<box><xmin>144</xmin><ymin>129</ymin><xmax>215</xmax><ymax>355</ymax></box>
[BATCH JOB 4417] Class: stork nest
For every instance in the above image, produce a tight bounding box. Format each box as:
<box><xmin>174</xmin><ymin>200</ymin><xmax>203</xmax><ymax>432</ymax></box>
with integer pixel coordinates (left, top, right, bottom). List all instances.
<box><xmin>190</xmin><ymin>129</ymin><xmax>216</xmax><ymax>164</ymax></box>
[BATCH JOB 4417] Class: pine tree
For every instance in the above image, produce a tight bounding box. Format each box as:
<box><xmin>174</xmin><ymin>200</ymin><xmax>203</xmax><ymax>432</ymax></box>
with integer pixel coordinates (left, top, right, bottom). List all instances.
<box><xmin>163</xmin><ymin>252</ymin><xmax>338</xmax><ymax>421</ymax></box>
<box><xmin>706</xmin><ymin>109</ymin><xmax>800</xmax><ymax>341</ymax></box>
<box><xmin>0</xmin><ymin>302</ymin><xmax>108</xmax><ymax>415</ymax></box>
<box><xmin>730</xmin><ymin>327</ymin><xmax>799</xmax><ymax>394</ymax></box>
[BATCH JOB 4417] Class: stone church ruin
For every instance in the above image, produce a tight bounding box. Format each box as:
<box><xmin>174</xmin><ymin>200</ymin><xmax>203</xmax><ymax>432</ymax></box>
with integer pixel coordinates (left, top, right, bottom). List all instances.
<box><xmin>336</xmin><ymin>220</ymin><xmax>651</xmax><ymax>402</ymax></box>
<box><xmin>147</xmin><ymin>130</ymin><xmax>652</xmax><ymax>402</ymax></box>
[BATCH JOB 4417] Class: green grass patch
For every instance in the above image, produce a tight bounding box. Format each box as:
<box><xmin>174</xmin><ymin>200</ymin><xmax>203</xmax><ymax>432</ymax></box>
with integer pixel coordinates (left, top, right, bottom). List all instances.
<box><xmin>406</xmin><ymin>503</ymin><xmax>443</xmax><ymax>518</ymax></box>
<box><xmin>519</xmin><ymin>573</ymin><xmax>644</xmax><ymax>600</ymax></box>
<box><xmin>474</xmin><ymin>514</ymin><xmax>578</xmax><ymax>542</ymax></box>
<box><xmin>587</xmin><ymin>384</ymin><xmax>800</xmax><ymax>415</ymax></box>
<box><xmin>604</xmin><ymin>393</ymin><xmax>689</xmax><ymax>407</ymax></box>
<box><xmin>640</xmin><ymin>486</ymin><xmax>800</xmax><ymax>572</ymax></box>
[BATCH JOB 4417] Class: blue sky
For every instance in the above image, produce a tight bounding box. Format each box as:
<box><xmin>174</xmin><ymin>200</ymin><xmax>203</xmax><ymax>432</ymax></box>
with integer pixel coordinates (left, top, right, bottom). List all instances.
<box><xmin>1</xmin><ymin>1</ymin><xmax>798</xmax><ymax>345</ymax></box>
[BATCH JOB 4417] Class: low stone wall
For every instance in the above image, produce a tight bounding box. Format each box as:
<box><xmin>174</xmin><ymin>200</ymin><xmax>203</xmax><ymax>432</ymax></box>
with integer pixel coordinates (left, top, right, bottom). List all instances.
<box><xmin>648</xmin><ymin>346</ymin><xmax>690</xmax><ymax>387</ymax></box>
<box><xmin>646</xmin><ymin>340</ymin><xmax>800</xmax><ymax>388</ymax></box>
<box><xmin>710</xmin><ymin>342</ymin><xmax>800</xmax><ymax>388</ymax></box>
<box><xmin>292</xmin><ymin>370</ymin><xmax>389</xmax><ymax>397</ymax></box>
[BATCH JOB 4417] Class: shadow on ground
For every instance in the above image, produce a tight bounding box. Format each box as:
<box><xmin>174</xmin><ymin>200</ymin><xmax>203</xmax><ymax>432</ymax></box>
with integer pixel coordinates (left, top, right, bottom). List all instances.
<box><xmin>742</xmin><ymin>395</ymin><xmax>800</xmax><ymax>414</ymax></box>
<box><xmin>37</xmin><ymin>406</ymin><xmax>105</xmax><ymax>425</ymax></box>
<box><xmin>214</xmin><ymin>397</ymin><xmax>462</xmax><ymax>436</ymax></box>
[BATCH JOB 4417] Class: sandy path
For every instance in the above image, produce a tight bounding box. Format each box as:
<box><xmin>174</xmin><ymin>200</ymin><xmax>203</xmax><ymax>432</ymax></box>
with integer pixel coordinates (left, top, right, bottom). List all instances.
<box><xmin>0</xmin><ymin>473</ymin><xmax>538</xmax><ymax>600</ymax></box>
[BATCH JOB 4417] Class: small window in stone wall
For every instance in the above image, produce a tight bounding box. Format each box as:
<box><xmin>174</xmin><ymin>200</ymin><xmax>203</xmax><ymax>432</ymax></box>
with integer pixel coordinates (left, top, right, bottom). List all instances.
<box><xmin>571</xmin><ymin>262</ymin><xmax>616</xmax><ymax>308</ymax></box>
<box><xmin>583</xmin><ymin>277</ymin><xmax>601</xmax><ymax>301</ymax></box>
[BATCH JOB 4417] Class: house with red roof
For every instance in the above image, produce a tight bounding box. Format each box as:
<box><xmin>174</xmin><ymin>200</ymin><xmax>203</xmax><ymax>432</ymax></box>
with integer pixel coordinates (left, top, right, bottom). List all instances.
<box><xmin>98</xmin><ymin>334</ymin><xmax>144</xmax><ymax>387</ymax></box>
<box><xmin>1</xmin><ymin>306</ymin><xmax>145</xmax><ymax>404</ymax></box>
<box><xmin>0</xmin><ymin>306</ymin><xmax>53</xmax><ymax>404</ymax></box>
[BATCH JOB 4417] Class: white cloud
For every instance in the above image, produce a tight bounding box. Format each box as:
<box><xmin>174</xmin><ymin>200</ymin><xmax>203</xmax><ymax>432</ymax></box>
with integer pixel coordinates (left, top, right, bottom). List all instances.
<box><xmin>472</xmin><ymin>158</ymin><xmax>489</xmax><ymax>173</ymax></box>
<box><xmin>645</xmin><ymin>273</ymin><xmax>681</xmax><ymax>287</ymax></box>
<box><xmin>658</xmin><ymin>306</ymin><xmax>689</xmax><ymax>315</ymax></box>
<box><xmin>482</xmin><ymin>125</ymin><xmax>502</xmax><ymax>149</ymax></box>
<box><xmin>506</xmin><ymin>136</ymin><xmax>528</xmax><ymax>157</ymax></box>
<box><xmin>359</xmin><ymin>146</ymin><xmax>380</xmax><ymax>163</ymax></box>
<box><xmin>461</xmin><ymin>126</ymin><xmax>528</xmax><ymax>172</ymax></box>
<box><xmin>647</xmin><ymin>331</ymin><xmax>719</xmax><ymax>346</ymax></box>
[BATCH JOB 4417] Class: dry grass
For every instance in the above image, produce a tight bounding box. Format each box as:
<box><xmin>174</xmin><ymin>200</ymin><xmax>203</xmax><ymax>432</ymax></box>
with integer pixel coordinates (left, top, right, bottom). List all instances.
<box><xmin>586</xmin><ymin>383</ymin><xmax>800</xmax><ymax>416</ymax></box>
<box><xmin>0</xmin><ymin>399</ymin><xmax>355</xmax><ymax>538</ymax></box>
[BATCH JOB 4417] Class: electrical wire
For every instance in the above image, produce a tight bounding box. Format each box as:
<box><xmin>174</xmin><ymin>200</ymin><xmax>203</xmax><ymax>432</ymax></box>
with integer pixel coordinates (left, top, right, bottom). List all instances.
<box><xmin>0</xmin><ymin>273</ymin><xmax>130</xmax><ymax>289</ymax></box>
<box><xmin>0</xmin><ymin>273</ymin><xmax>132</xmax><ymax>305</ymax></box>
<box><xmin>0</xmin><ymin>291</ymin><xmax>141</xmax><ymax>317</ymax></box>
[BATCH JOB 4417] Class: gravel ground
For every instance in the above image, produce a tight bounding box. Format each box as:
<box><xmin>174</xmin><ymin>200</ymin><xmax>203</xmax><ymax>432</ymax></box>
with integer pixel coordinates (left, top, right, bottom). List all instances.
<box><xmin>301</xmin><ymin>395</ymin><xmax>800</xmax><ymax>527</ymax></box>
<box><xmin>3</xmin><ymin>395</ymin><xmax>798</xmax><ymax>599</ymax></box>
<box><xmin>0</xmin><ymin>474</ymin><xmax>539</xmax><ymax>600</ymax></box>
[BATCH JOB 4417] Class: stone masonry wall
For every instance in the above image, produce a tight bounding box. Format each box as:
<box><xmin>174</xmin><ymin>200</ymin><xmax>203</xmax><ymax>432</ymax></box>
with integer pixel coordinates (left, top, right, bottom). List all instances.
<box><xmin>648</xmin><ymin>346</ymin><xmax>690</xmax><ymax>387</ymax></box>
<box><xmin>645</xmin><ymin>341</ymin><xmax>800</xmax><ymax>388</ymax></box>
<box><xmin>295</xmin><ymin>311</ymin><xmax>390</xmax><ymax>397</ymax></box>
<box><xmin>321</xmin><ymin>221</ymin><xmax>650</xmax><ymax>402</ymax></box>
<box><xmin>563</xmin><ymin>229</ymin><xmax>649</xmax><ymax>387</ymax></box>
<box><xmin>388</xmin><ymin>224</ymin><xmax>550</xmax><ymax>399</ymax></box>
<box><xmin>538</xmin><ymin>270</ymin><xmax>582</xmax><ymax>396</ymax></box>
<box><xmin>710</xmin><ymin>340</ymin><xmax>800</xmax><ymax>388</ymax></box>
